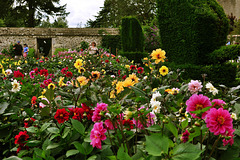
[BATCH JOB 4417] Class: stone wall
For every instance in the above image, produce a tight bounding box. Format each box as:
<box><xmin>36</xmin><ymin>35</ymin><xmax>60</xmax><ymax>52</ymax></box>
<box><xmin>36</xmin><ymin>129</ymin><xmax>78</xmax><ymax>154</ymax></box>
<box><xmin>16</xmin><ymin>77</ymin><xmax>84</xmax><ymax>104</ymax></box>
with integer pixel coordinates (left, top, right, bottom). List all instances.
<box><xmin>217</xmin><ymin>0</ymin><xmax>240</xmax><ymax>18</ymax></box>
<box><xmin>0</xmin><ymin>28</ymin><xmax>119</xmax><ymax>56</ymax></box>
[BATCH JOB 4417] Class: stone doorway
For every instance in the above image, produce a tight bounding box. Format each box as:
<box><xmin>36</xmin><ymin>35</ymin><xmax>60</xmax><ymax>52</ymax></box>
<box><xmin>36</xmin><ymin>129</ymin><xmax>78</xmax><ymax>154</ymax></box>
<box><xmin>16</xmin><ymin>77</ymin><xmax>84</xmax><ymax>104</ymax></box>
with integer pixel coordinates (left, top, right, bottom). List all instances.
<box><xmin>37</xmin><ymin>38</ymin><xmax>52</xmax><ymax>57</ymax></box>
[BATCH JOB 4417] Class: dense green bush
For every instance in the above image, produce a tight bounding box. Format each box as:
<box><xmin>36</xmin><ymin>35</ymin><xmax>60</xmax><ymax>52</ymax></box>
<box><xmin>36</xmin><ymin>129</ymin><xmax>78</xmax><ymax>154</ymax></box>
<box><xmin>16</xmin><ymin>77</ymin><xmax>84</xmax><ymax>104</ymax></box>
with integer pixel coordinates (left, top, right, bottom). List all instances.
<box><xmin>28</xmin><ymin>48</ymin><xmax>35</xmax><ymax>58</ymax></box>
<box><xmin>157</xmin><ymin>0</ymin><xmax>229</xmax><ymax>65</ymax></box>
<box><xmin>121</xmin><ymin>16</ymin><xmax>144</xmax><ymax>52</ymax></box>
<box><xmin>209</xmin><ymin>45</ymin><xmax>240</xmax><ymax>64</ymax></box>
<box><xmin>167</xmin><ymin>62</ymin><xmax>237</xmax><ymax>86</ymax></box>
<box><xmin>54</xmin><ymin>48</ymin><xmax>68</xmax><ymax>55</ymax></box>
<box><xmin>80</xmin><ymin>41</ymin><xmax>89</xmax><ymax>50</ymax></box>
<box><xmin>102</xmin><ymin>35</ymin><xmax>121</xmax><ymax>55</ymax></box>
<box><xmin>120</xmin><ymin>51</ymin><xmax>148</xmax><ymax>63</ymax></box>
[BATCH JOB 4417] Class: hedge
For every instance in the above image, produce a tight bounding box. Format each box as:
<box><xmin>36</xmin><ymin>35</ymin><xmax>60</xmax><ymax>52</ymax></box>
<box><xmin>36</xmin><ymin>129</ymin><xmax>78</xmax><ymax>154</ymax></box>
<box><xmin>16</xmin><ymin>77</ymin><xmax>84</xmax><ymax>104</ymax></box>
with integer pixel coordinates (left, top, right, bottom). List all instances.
<box><xmin>157</xmin><ymin>0</ymin><xmax>229</xmax><ymax>65</ymax></box>
<box><xmin>54</xmin><ymin>48</ymin><xmax>68</xmax><ymax>55</ymax></box>
<box><xmin>120</xmin><ymin>51</ymin><xmax>148</xmax><ymax>64</ymax></box>
<box><xmin>121</xmin><ymin>17</ymin><xmax>144</xmax><ymax>52</ymax></box>
<box><xmin>102</xmin><ymin>35</ymin><xmax>121</xmax><ymax>55</ymax></box>
<box><xmin>209</xmin><ymin>45</ymin><xmax>240</xmax><ymax>64</ymax></box>
<box><xmin>167</xmin><ymin>62</ymin><xmax>237</xmax><ymax>87</ymax></box>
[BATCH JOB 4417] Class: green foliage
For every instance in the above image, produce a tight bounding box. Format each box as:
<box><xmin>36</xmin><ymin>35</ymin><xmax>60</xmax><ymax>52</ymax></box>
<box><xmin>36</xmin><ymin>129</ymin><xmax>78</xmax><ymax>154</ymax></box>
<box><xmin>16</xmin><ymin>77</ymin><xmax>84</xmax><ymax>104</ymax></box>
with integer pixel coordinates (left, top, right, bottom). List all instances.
<box><xmin>0</xmin><ymin>19</ymin><xmax>5</xmax><ymax>27</ymax></box>
<box><xmin>167</xmin><ymin>62</ymin><xmax>237</xmax><ymax>86</ymax></box>
<box><xmin>102</xmin><ymin>35</ymin><xmax>121</xmax><ymax>55</ymax></box>
<box><xmin>120</xmin><ymin>51</ymin><xmax>148</xmax><ymax>63</ymax></box>
<box><xmin>80</xmin><ymin>41</ymin><xmax>89</xmax><ymax>51</ymax></box>
<box><xmin>28</xmin><ymin>48</ymin><xmax>35</xmax><ymax>58</ymax></box>
<box><xmin>157</xmin><ymin>0</ymin><xmax>229</xmax><ymax>65</ymax></box>
<box><xmin>38</xmin><ymin>17</ymin><xmax>68</xmax><ymax>28</ymax></box>
<box><xmin>54</xmin><ymin>48</ymin><xmax>68</xmax><ymax>55</ymax></box>
<box><xmin>121</xmin><ymin>17</ymin><xmax>144</xmax><ymax>52</ymax></box>
<box><xmin>209</xmin><ymin>45</ymin><xmax>240</xmax><ymax>64</ymax></box>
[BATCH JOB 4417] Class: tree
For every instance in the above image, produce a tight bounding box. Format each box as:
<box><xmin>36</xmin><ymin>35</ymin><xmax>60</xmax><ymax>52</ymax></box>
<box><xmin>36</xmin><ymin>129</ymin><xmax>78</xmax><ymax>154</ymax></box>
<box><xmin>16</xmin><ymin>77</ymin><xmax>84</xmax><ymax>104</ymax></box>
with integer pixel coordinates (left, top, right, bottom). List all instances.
<box><xmin>37</xmin><ymin>17</ymin><xmax>68</xmax><ymax>28</ymax></box>
<box><xmin>86</xmin><ymin>0</ymin><xmax>156</xmax><ymax>28</ymax></box>
<box><xmin>1</xmin><ymin>0</ymin><xmax>69</xmax><ymax>27</ymax></box>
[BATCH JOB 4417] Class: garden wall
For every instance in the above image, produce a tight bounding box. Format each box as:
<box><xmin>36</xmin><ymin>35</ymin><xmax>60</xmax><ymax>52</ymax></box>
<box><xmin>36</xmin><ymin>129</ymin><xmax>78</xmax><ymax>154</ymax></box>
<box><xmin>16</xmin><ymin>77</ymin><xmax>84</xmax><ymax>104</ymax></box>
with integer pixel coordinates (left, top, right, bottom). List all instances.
<box><xmin>218</xmin><ymin>0</ymin><xmax>240</xmax><ymax>18</ymax></box>
<box><xmin>0</xmin><ymin>28</ymin><xmax>119</xmax><ymax>56</ymax></box>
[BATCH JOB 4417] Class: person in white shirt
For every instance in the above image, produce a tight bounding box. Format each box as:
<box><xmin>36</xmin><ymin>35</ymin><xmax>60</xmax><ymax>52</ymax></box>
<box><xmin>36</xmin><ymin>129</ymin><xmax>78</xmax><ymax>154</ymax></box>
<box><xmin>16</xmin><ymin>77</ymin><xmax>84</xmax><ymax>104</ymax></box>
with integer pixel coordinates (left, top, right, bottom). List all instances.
<box><xmin>88</xmin><ymin>42</ymin><xmax>98</xmax><ymax>55</ymax></box>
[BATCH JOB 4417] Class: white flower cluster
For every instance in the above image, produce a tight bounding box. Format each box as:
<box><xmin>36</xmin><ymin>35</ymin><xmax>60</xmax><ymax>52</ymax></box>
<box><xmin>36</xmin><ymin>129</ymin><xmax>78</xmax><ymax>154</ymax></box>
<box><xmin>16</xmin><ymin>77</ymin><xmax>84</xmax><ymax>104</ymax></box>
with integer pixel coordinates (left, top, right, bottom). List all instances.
<box><xmin>150</xmin><ymin>91</ymin><xmax>161</xmax><ymax>114</ymax></box>
<box><xmin>206</xmin><ymin>82</ymin><xmax>218</xmax><ymax>96</ymax></box>
<box><xmin>11</xmin><ymin>79</ymin><xmax>21</xmax><ymax>93</ymax></box>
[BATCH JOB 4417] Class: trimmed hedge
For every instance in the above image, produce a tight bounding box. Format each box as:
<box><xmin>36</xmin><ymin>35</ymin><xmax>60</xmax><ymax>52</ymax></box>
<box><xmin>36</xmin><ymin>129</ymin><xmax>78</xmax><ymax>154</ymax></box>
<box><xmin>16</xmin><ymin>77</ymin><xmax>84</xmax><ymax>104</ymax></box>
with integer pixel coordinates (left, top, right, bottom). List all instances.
<box><xmin>28</xmin><ymin>48</ymin><xmax>35</xmax><ymax>58</ymax></box>
<box><xmin>167</xmin><ymin>62</ymin><xmax>237</xmax><ymax>87</ymax></box>
<box><xmin>54</xmin><ymin>48</ymin><xmax>68</xmax><ymax>55</ymax></box>
<box><xmin>209</xmin><ymin>45</ymin><xmax>240</xmax><ymax>64</ymax></box>
<box><xmin>120</xmin><ymin>51</ymin><xmax>148</xmax><ymax>64</ymax></box>
<box><xmin>121</xmin><ymin>17</ymin><xmax>144</xmax><ymax>52</ymax></box>
<box><xmin>102</xmin><ymin>35</ymin><xmax>121</xmax><ymax>55</ymax></box>
<box><xmin>157</xmin><ymin>0</ymin><xmax>229</xmax><ymax>65</ymax></box>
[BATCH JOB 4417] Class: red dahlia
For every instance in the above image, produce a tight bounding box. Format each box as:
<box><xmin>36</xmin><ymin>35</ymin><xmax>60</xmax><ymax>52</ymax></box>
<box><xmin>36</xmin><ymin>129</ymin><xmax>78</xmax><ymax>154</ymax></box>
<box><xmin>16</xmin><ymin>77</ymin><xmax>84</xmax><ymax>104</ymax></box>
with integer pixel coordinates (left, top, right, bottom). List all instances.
<box><xmin>14</xmin><ymin>131</ymin><xmax>29</xmax><ymax>145</ymax></box>
<box><xmin>54</xmin><ymin>108</ymin><xmax>69</xmax><ymax>124</ymax></box>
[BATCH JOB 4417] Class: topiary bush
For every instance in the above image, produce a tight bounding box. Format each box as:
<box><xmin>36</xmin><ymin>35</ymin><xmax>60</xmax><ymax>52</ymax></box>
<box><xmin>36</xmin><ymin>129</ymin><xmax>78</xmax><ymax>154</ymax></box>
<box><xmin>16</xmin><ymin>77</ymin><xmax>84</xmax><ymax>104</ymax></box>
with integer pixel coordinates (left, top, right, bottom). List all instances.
<box><xmin>102</xmin><ymin>35</ymin><xmax>121</xmax><ymax>55</ymax></box>
<box><xmin>28</xmin><ymin>48</ymin><xmax>35</xmax><ymax>58</ymax></box>
<box><xmin>209</xmin><ymin>45</ymin><xmax>240</xmax><ymax>64</ymax></box>
<box><xmin>80</xmin><ymin>41</ymin><xmax>89</xmax><ymax>50</ymax></box>
<box><xmin>121</xmin><ymin>16</ymin><xmax>144</xmax><ymax>52</ymax></box>
<box><xmin>120</xmin><ymin>51</ymin><xmax>148</xmax><ymax>63</ymax></box>
<box><xmin>157</xmin><ymin>0</ymin><xmax>229</xmax><ymax>65</ymax></box>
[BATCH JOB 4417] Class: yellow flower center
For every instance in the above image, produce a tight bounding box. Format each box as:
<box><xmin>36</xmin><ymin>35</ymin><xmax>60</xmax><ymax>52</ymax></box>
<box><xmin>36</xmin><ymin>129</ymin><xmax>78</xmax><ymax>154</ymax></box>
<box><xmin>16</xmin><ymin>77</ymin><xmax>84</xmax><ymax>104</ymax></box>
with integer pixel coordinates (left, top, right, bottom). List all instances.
<box><xmin>60</xmin><ymin>114</ymin><xmax>63</xmax><ymax>117</ymax></box>
<box><xmin>195</xmin><ymin>104</ymin><xmax>203</xmax><ymax>110</ymax></box>
<box><xmin>13</xmin><ymin>84</ymin><xmax>18</xmax><ymax>89</ymax></box>
<box><xmin>217</xmin><ymin>116</ymin><xmax>225</xmax><ymax>125</ymax></box>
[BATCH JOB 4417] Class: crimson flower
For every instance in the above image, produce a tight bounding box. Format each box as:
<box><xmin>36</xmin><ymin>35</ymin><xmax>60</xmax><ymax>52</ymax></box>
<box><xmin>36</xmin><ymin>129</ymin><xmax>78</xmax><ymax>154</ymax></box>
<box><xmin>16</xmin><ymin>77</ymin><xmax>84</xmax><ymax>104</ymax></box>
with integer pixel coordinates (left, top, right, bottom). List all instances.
<box><xmin>14</xmin><ymin>70</ymin><xmax>24</xmax><ymax>79</ymax></box>
<box><xmin>15</xmin><ymin>131</ymin><xmax>29</xmax><ymax>145</ymax></box>
<box><xmin>130</xmin><ymin>65</ymin><xmax>136</xmax><ymax>70</ymax></box>
<box><xmin>116</xmin><ymin>59</ymin><xmax>120</xmax><ymax>63</ymax></box>
<box><xmin>181</xmin><ymin>130</ymin><xmax>190</xmax><ymax>143</ymax></box>
<box><xmin>105</xmin><ymin>60</ymin><xmax>109</xmax><ymax>63</ymax></box>
<box><xmin>33</xmin><ymin>68</ymin><xmax>39</xmax><ymax>75</ymax></box>
<box><xmin>118</xmin><ymin>70</ymin><xmax>121</xmax><ymax>76</ymax></box>
<box><xmin>122</xmin><ymin>75</ymin><xmax>127</xmax><ymax>80</ymax></box>
<box><xmin>61</xmin><ymin>67</ymin><xmax>68</xmax><ymax>75</ymax></box>
<box><xmin>122</xmin><ymin>119</ymin><xmax>134</xmax><ymax>130</ymax></box>
<box><xmin>137</xmin><ymin>67</ymin><xmax>144</xmax><ymax>74</ymax></box>
<box><xmin>31</xmin><ymin>96</ymin><xmax>37</xmax><ymax>105</ymax></box>
<box><xmin>24</xmin><ymin>118</ymin><xmax>36</xmax><ymax>128</ymax></box>
<box><xmin>54</xmin><ymin>108</ymin><xmax>70</xmax><ymax>124</ymax></box>
<box><xmin>65</xmin><ymin>71</ymin><xmax>73</xmax><ymax>78</ymax></box>
<box><xmin>39</xmin><ymin>69</ymin><xmax>49</xmax><ymax>77</ymax></box>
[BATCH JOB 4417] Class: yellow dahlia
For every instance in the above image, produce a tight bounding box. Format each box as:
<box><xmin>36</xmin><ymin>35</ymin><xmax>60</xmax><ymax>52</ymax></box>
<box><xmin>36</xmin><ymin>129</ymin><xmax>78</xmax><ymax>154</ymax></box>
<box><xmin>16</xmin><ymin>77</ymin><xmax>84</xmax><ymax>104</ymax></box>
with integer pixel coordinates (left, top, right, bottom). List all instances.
<box><xmin>48</xmin><ymin>83</ymin><xmax>55</xmax><ymax>90</ymax></box>
<box><xmin>126</xmin><ymin>73</ymin><xmax>139</xmax><ymax>85</ymax></box>
<box><xmin>74</xmin><ymin>59</ymin><xmax>83</xmax><ymax>69</ymax></box>
<box><xmin>159</xmin><ymin>66</ymin><xmax>169</xmax><ymax>76</ymax></box>
<box><xmin>116</xmin><ymin>81</ymin><xmax>124</xmax><ymax>94</ymax></box>
<box><xmin>76</xmin><ymin>76</ymin><xmax>88</xmax><ymax>86</ymax></box>
<box><xmin>91</xmin><ymin>71</ymin><xmax>100</xmax><ymax>80</ymax></box>
<box><xmin>151</xmin><ymin>49</ymin><xmax>166</xmax><ymax>64</ymax></box>
<box><xmin>123</xmin><ymin>78</ymin><xmax>134</xmax><ymax>87</ymax></box>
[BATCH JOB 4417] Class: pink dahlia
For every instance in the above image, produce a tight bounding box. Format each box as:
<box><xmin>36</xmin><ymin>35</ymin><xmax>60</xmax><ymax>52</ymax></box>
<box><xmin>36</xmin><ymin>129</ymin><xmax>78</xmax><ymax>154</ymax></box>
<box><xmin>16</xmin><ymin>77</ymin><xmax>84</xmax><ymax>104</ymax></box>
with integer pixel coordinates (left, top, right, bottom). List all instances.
<box><xmin>181</xmin><ymin>130</ymin><xmax>190</xmax><ymax>143</ymax></box>
<box><xmin>222</xmin><ymin>128</ymin><xmax>235</xmax><ymax>146</ymax></box>
<box><xmin>211</xmin><ymin>99</ymin><xmax>226</xmax><ymax>109</ymax></box>
<box><xmin>186</xmin><ymin>94</ymin><xmax>212</xmax><ymax>119</ymax></box>
<box><xmin>92</xmin><ymin>103</ymin><xmax>108</xmax><ymax>122</ymax></box>
<box><xmin>188</xmin><ymin>80</ymin><xmax>203</xmax><ymax>94</ymax></box>
<box><xmin>105</xmin><ymin>119</ymin><xmax>114</xmax><ymax>130</ymax></box>
<box><xmin>133</xmin><ymin>106</ymin><xmax>155</xmax><ymax>129</ymax></box>
<box><xmin>90</xmin><ymin>122</ymin><xmax>107</xmax><ymax>149</ymax></box>
<box><xmin>206</xmin><ymin>108</ymin><xmax>233</xmax><ymax>135</ymax></box>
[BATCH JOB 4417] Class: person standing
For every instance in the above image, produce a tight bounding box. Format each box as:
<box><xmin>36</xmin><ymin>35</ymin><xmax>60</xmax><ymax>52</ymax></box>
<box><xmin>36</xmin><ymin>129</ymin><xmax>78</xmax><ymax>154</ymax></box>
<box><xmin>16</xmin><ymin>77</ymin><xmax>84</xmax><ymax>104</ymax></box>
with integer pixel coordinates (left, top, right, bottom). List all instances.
<box><xmin>23</xmin><ymin>44</ymin><xmax>29</xmax><ymax>58</ymax></box>
<box><xmin>88</xmin><ymin>42</ymin><xmax>98</xmax><ymax>55</ymax></box>
<box><xmin>14</xmin><ymin>41</ymin><xmax>23</xmax><ymax>60</ymax></box>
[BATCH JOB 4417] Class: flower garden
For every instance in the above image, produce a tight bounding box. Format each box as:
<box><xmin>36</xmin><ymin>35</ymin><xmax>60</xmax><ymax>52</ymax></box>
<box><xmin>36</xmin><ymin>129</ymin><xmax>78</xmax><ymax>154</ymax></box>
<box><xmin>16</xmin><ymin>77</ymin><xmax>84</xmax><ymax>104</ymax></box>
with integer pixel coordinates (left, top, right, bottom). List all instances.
<box><xmin>0</xmin><ymin>47</ymin><xmax>240</xmax><ymax>160</ymax></box>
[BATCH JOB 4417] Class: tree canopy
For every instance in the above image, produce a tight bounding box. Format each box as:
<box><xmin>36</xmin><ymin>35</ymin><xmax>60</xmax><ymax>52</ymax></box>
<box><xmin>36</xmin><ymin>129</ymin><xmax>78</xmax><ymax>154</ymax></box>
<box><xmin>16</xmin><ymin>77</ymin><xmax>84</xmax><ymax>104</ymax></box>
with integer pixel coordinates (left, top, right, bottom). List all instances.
<box><xmin>0</xmin><ymin>0</ymin><xmax>69</xmax><ymax>27</ymax></box>
<box><xmin>86</xmin><ymin>0</ymin><xmax>156</xmax><ymax>28</ymax></box>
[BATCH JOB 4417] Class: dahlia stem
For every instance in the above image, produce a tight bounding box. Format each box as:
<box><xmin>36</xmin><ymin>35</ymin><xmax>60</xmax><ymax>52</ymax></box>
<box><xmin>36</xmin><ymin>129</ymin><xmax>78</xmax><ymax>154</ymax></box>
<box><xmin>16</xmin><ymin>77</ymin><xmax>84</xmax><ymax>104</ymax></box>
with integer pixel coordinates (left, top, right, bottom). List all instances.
<box><xmin>204</xmin><ymin>131</ymin><xmax>210</xmax><ymax>160</ymax></box>
<box><xmin>207</xmin><ymin>135</ymin><xmax>221</xmax><ymax>160</ymax></box>
<box><xmin>107</xmin><ymin>129</ymin><xmax>117</xmax><ymax>157</ymax></box>
<box><xmin>200</xmin><ymin>129</ymin><xmax>202</xmax><ymax>150</ymax></box>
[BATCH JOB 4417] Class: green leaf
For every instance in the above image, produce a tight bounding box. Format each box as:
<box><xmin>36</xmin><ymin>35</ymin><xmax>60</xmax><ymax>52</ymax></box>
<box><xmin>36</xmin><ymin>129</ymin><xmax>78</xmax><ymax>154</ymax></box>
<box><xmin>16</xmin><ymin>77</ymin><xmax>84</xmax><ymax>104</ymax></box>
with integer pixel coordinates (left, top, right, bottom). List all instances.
<box><xmin>40</xmin><ymin>107</ymin><xmax>50</xmax><ymax>117</ymax></box>
<box><xmin>3</xmin><ymin>156</ymin><xmax>22</xmax><ymax>160</ymax></box>
<box><xmin>172</xmin><ymin>143</ymin><xmax>203</xmax><ymax>160</ymax></box>
<box><xmin>26</xmin><ymin>126</ymin><xmax>38</xmax><ymax>133</ymax></box>
<box><xmin>181</xmin><ymin>120</ymin><xmax>188</xmax><ymax>130</ymax></box>
<box><xmin>72</xmin><ymin>142</ymin><xmax>86</xmax><ymax>155</ymax></box>
<box><xmin>33</xmin><ymin>148</ymin><xmax>43</xmax><ymax>158</ymax></box>
<box><xmin>234</xmin><ymin>103</ymin><xmax>240</xmax><ymax>115</ymax></box>
<box><xmin>71</xmin><ymin>119</ymin><xmax>85</xmax><ymax>135</ymax></box>
<box><xmin>83</xmin><ymin>142</ymin><xmax>93</xmax><ymax>155</ymax></box>
<box><xmin>66</xmin><ymin>149</ymin><xmax>79</xmax><ymax>157</ymax></box>
<box><xmin>145</xmin><ymin>134</ymin><xmax>170</xmax><ymax>156</ymax></box>
<box><xmin>40</xmin><ymin>123</ymin><xmax>51</xmax><ymax>132</ymax></box>
<box><xmin>26</xmin><ymin>140</ymin><xmax>41</xmax><ymax>147</ymax></box>
<box><xmin>117</xmin><ymin>146</ymin><xmax>132</xmax><ymax>160</ymax></box>
<box><xmin>62</xmin><ymin>127</ymin><xmax>71</xmax><ymax>139</ymax></box>
<box><xmin>146</xmin><ymin>125</ymin><xmax>162</xmax><ymax>132</ymax></box>
<box><xmin>165</xmin><ymin>122</ymin><xmax>178</xmax><ymax>138</ymax></box>
<box><xmin>190</xmin><ymin>106</ymin><xmax>211</xmax><ymax>114</ymax></box>
<box><xmin>130</xmin><ymin>86</ymin><xmax>149</xmax><ymax>100</ymax></box>
<box><xmin>24</xmin><ymin>108</ymin><xmax>34</xmax><ymax>117</ymax></box>
<box><xmin>45</xmin><ymin>88</ymin><xmax>54</xmax><ymax>103</ymax></box>
<box><xmin>87</xmin><ymin>155</ymin><xmax>97</xmax><ymax>160</ymax></box>
<box><xmin>46</xmin><ymin>143</ymin><xmax>60</xmax><ymax>150</ymax></box>
<box><xmin>0</xmin><ymin>102</ymin><xmax>9</xmax><ymax>114</ymax></box>
<box><xmin>47</xmin><ymin>127</ymin><xmax>59</xmax><ymax>134</ymax></box>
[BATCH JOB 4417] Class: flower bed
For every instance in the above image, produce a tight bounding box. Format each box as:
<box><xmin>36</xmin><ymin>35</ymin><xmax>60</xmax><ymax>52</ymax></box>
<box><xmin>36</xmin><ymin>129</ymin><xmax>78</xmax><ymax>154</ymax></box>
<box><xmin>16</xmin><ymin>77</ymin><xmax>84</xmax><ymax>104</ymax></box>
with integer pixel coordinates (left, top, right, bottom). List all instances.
<box><xmin>0</xmin><ymin>49</ymin><xmax>240</xmax><ymax>160</ymax></box>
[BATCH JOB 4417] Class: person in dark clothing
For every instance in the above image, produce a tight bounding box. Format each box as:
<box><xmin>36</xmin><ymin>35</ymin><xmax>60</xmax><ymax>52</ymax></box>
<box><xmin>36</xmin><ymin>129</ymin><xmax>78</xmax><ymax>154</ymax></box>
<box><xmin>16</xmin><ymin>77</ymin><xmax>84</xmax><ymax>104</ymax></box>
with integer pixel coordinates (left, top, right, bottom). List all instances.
<box><xmin>14</xmin><ymin>41</ymin><xmax>23</xmax><ymax>60</ymax></box>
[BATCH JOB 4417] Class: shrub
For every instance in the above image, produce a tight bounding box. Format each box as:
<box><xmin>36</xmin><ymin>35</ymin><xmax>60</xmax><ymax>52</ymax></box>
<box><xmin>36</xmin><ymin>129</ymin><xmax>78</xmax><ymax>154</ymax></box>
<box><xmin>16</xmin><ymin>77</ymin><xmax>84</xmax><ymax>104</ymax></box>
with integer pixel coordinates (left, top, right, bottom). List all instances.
<box><xmin>157</xmin><ymin>0</ymin><xmax>229</xmax><ymax>65</ymax></box>
<box><xmin>121</xmin><ymin>16</ymin><xmax>144</xmax><ymax>52</ymax></box>
<box><xmin>28</xmin><ymin>48</ymin><xmax>35</xmax><ymax>58</ymax></box>
<box><xmin>54</xmin><ymin>48</ymin><xmax>68</xmax><ymax>55</ymax></box>
<box><xmin>209</xmin><ymin>45</ymin><xmax>240</xmax><ymax>64</ymax></box>
<box><xmin>120</xmin><ymin>51</ymin><xmax>148</xmax><ymax>63</ymax></box>
<box><xmin>167</xmin><ymin>62</ymin><xmax>237</xmax><ymax>87</ymax></box>
<box><xmin>80</xmin><ymin>41</ymin><xmax>89</xmax><ymax>50</ymax></box>
<box><xmin>102</xmin><ymin>35</ymin><xmax>121</xmax><ymax>55</ymax></box>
